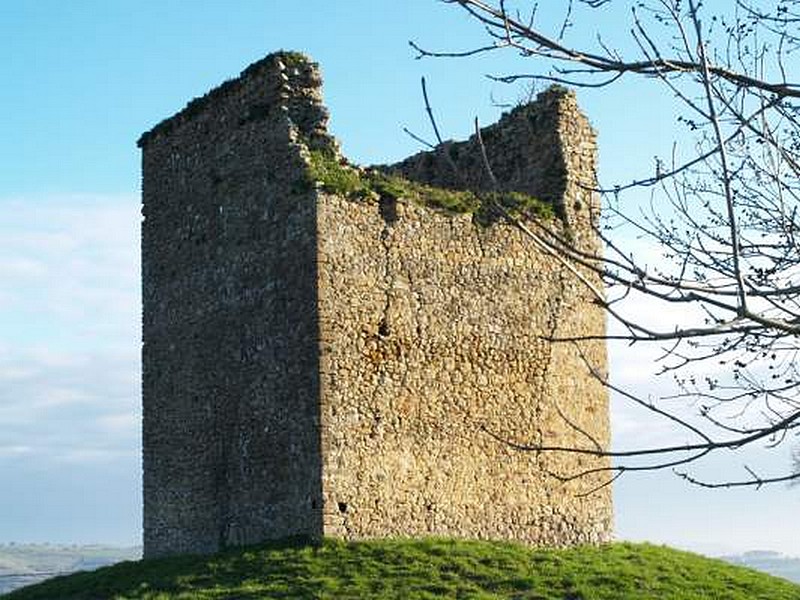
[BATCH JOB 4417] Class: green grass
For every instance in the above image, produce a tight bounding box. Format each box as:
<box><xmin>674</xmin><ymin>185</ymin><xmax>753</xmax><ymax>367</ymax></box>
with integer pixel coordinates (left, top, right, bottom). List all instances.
<box><xmin>5</xmin><ymin>539</ymin><xmax>800</xmax><ymax>599</ymax></box>
<box><xmin>306</xmin><ymin>149</ymin><xmax>554</xmax><ymax>223</ymax></box>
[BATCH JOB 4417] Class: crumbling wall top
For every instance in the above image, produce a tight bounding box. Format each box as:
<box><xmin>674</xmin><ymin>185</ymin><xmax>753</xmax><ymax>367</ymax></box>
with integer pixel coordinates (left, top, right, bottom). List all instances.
<box><xmin>138</xmin><ymin>50</ymin><xmax>598</xmax><ymax>240</ymax></box>
<box><xmin>137</xmin><ymin>51</ymin><xmax>333</xmax><ymax>151</ymax></box>
<box><xmin>383</xmin><ymin>85</ymin><xmax>598</xmax><ymax>232</ymax></box>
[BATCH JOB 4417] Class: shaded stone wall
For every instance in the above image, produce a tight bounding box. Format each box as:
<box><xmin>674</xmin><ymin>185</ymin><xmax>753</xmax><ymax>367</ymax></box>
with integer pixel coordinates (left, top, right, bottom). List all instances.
<box><xmin>140</xmin><ymin>54</ymin><xmax>329</xmax><ymax>557</ymax></box>
<box><xmin>140</xmin><ymin>51</ymin><xmax>611</xmax><ymax>558</ymax></box>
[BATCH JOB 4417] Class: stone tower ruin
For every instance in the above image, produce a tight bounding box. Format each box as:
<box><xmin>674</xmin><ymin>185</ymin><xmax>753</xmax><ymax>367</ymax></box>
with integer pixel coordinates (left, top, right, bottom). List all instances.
<box><xmin>139</xmin><ymin>51</ymin><xmax>612</xmax><ymax>558</ymax></box>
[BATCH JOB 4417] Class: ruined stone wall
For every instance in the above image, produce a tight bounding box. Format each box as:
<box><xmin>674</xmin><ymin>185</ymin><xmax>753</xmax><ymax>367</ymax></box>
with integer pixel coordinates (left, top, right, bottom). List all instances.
<box><xmin>316</xmin><ymin>88</ymin><xmax>610</xmax><ymax>545</ymax></box>
<box><xmin>140</xmin><ymin>51</ymin><xmax>612</xmax><ymax>558</ymax></box>
<box><xmin>385</xmin><ymin>87</ymin><xmax>599</xmax><ymax>245</ymax></box>
<box><xmin>140</xmin><ymin>54</ymin><xmax>330</xmax><ymax>557</ymax></box>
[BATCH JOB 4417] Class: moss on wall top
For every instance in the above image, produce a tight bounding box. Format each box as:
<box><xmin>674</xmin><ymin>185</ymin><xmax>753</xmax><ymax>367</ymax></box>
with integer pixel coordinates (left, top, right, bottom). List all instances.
<box><xmin>306</xmin><ymin>149</ymin><xmax>553</xmax><ymax>225</ymax></box>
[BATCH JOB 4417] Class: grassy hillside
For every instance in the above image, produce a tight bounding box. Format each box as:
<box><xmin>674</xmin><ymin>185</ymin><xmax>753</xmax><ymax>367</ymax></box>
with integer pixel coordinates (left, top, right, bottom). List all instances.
<box><xmin>5</xmin><ymin>538</ymin><xmax>800</xmax><ymax>599</ymax></box>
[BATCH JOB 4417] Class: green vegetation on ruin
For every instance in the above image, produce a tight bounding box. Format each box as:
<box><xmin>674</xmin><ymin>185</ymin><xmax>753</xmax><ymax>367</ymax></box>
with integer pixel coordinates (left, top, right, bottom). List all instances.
<box><xmin>277</xmin><ymin>50</ymin><xmax>310</xmax><ymax>68</ymax></box>
<box><xmin>7</xmin><ymin>539</ymin><xmax>800</xmax><ymax>600</ymax></box>
<box><xmin>306</xmin><ymin>149</ymin><xmax>554</xmax><ymax>224</ymax></box>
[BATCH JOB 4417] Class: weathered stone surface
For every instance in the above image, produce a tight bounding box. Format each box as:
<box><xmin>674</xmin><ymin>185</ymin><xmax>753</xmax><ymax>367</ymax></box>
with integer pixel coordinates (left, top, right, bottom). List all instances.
<box><xmin>139</xmin><ymin>51</ymin><xmax>611</xmax><ymax>559</ymax></box>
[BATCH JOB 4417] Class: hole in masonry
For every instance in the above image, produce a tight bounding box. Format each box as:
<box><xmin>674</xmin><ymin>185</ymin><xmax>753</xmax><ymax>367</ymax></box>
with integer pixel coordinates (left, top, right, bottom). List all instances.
<box><xmin>378</xmin><ymin>193</ymin><xmax>398</xmax><ymax>225</ymax></box>
<box><xmin>378</xmin><ymin>319</ymin><xmax>390</xmax><ymax>337</ymax></box>
<box><xmin>337</xmin><ymin>502</ymin><xmax>348</xmax><ymax>514</ymax></box>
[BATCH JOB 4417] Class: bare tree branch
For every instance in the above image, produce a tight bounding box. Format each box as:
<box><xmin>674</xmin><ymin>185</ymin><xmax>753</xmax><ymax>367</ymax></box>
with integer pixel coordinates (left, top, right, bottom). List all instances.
<box><xmin>425</xmin><ymin>0</ymin><xmax>800</xmax><ymax>488</ymax></box>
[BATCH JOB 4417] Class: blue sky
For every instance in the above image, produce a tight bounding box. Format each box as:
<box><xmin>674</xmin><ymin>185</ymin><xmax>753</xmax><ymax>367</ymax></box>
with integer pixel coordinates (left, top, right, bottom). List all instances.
<box><xmin>1</xmin><ymin>1</ymin><xmax>798</xmax><ymax>555</ymax></box>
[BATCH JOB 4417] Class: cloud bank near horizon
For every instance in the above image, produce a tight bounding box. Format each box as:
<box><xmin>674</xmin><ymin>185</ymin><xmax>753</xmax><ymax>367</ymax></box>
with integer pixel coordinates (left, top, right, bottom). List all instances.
<box><xmin>0</xmin><ymin>195</ymin><xmax>140</xmax><ymax>467</ymax></box>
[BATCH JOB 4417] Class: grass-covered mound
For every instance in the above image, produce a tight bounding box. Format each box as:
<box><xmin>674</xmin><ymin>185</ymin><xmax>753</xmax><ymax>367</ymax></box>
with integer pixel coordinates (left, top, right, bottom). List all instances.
<box><xmin>6</xmin><ymin>538</ymin><xmax>799</xmax><ymax>599</ymax></box>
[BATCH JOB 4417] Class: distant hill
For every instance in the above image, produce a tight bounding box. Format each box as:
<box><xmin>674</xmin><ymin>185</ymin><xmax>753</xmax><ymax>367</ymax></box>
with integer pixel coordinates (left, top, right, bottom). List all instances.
<box><xmin>721</xmin><ymin>550</ymin><xmax>800</xmax><ymax>584</ymax></box>
<box><xmin>0</xmin><ymin>544</ymin><xmax>140</xmax><ymax>596</ymax></box>
<box><xmin>4</xmin><ymin>539</ymin><xmax>800</xmax><ymax>599</ymax></box>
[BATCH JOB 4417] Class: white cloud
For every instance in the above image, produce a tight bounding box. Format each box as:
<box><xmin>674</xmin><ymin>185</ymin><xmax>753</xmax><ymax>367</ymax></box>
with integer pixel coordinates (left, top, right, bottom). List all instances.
<box><xmin>0</xmin><ymin>364</ymin><xmax>37</xmax><ymax>380</ymax></box>
<box><xmin>0</xmin><ymin>195</ymin><xmax>139</xmax><ymax>334</ymax></box>
<box><xmin>0</xmin><ymin>256</ymin><xmax>49</xmax><ymax>279</ymax></box>
<box><xmin>97</xmin><ymin>412</ymin><xmax>140</xmax><ymax>436</ymax></box>
<box><xmin>0</xmin><ymin>194</ymin><xmax>140</xmax><ymax>466</ymax></box>
<box><xmin>54</xmin><ymin>448</ymin><xmax>138</xmax><ymax>465</ymax></box>
<box><xmin>0</xmin><ymin>445</ymin><xmax>33</xmax><ymax>457</ymax></box>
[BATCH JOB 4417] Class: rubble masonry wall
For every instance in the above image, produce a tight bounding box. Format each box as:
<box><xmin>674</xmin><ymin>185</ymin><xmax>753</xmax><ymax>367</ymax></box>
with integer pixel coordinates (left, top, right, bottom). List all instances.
<box><xmin>140</xmin><ymin>52</ymin><xmax>611</xmax><ymax>558</ymax></box>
